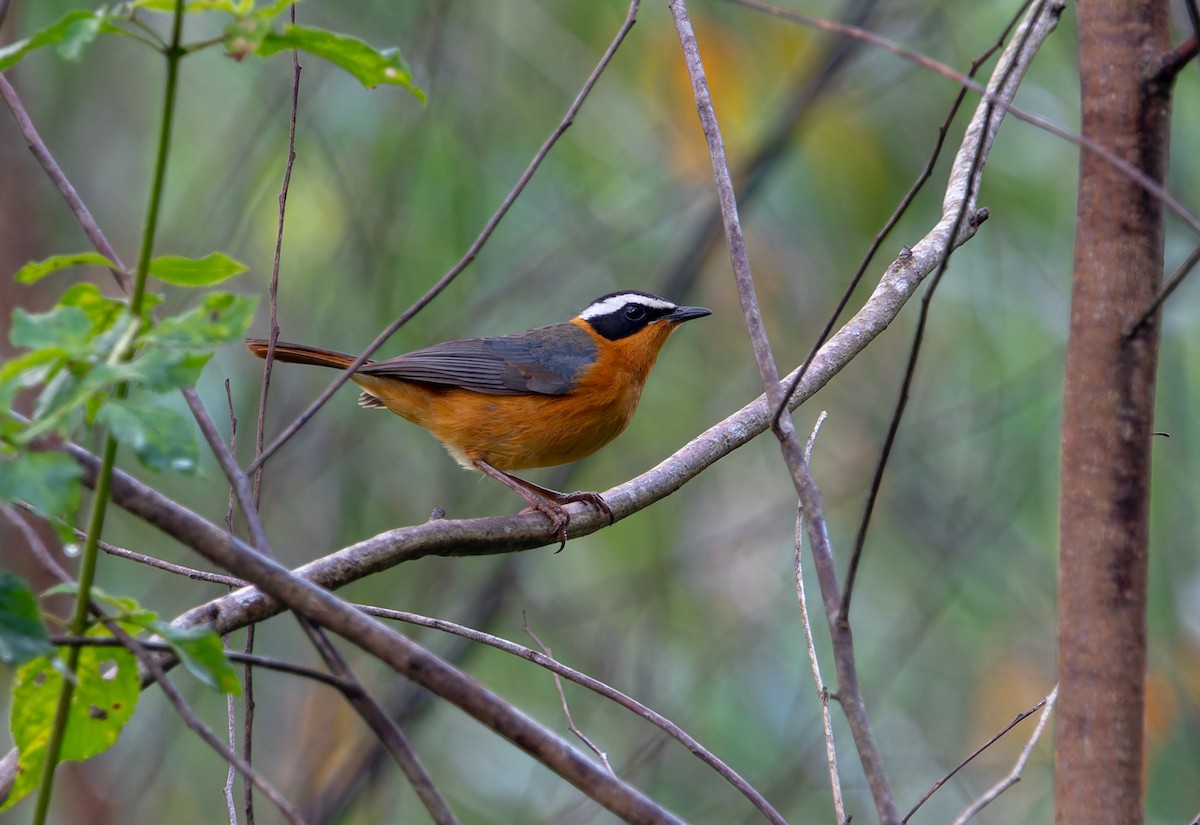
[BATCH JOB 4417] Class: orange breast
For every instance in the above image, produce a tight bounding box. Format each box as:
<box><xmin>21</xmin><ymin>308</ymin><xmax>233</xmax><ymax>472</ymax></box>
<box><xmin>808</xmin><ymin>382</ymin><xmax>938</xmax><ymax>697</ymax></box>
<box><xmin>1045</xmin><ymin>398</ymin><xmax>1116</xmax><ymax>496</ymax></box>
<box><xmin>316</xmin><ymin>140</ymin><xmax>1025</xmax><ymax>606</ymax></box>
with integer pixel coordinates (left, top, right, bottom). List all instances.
<box><xmin>351</xmin><ymin>317</ymin><xmax>680</xmax><ymax>471</ymax></box>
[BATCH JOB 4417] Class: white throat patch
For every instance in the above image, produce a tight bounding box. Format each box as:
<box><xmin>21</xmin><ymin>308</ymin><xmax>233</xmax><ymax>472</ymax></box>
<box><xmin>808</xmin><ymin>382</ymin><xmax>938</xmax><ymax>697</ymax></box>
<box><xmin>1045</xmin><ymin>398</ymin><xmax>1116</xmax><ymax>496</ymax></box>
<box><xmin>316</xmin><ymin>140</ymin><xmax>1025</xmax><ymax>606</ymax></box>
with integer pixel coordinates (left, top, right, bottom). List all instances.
<box><xmin>578</xmin><ymin>293</ymin><xmax>676</xmax><ymax>321</ymax></box>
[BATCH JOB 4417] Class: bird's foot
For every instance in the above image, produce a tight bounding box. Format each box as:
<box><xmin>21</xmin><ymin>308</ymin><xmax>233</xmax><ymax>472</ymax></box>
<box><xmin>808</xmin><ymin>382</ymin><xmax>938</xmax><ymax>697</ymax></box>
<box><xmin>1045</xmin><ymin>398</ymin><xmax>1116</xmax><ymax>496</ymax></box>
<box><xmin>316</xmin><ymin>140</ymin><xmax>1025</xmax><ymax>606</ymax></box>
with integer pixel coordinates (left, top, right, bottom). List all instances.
<box><xmin>521</xmin><ymin>499</ymin><xmax>571</xmax><ymax>551</ymax></box>
<box><xmin>522</xmin><ymin>491</ymin><xmax>613</xmax><ymax>551</ymax></box>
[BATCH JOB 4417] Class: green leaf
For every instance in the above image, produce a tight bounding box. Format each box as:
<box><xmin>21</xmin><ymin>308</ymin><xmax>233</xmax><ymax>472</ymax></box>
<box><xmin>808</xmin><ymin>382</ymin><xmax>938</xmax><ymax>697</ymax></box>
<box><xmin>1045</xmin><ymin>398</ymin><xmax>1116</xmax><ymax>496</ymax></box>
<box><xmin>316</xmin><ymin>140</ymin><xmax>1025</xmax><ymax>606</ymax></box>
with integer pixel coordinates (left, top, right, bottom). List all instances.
<box><xmin>152</xmin><ymin>623</ymin><xmax>242</xmax><ymax>694</ymax></box>
<box><xmin>12</xmin><ymin>252</ymin><xmax>119</xmax><ymax>285</ymax></box>
<box><xmin>152</xmin><ymin>292</ymin><xmax>257</xmax><ymax>347</ymax></box>
<box><xmin>257</xmin><ymin>25</ymin><xmax>424</xmax><ymax>97</ymax></box>
<box><xmin>96</xmin><ymin>398</ymin><xmax>198</xmax><ymax>473</ymax></box>
<box><xmin>58</xmin><ymin>283</ymin><xmax>154</xmax><ymax>333</ymax></box>
<box><xmin>0</xmin><ymin>573</ymin><xmax>54</xmax><ymax>666</ymax></box>
<box><xmin>42</xmin><ymin>584</ymin><xmax>151</xmax><ymax>625</ymax></box>
<box><xmin>122</xmin><ymin>348</ymin><xmax>212</xmax><ymax>393</ymax></box>
<box><xmin>149</xmin><ymin>252</ymin><xmax>249</xmax><ymax>287</ymax></box>
<box><xmin>2</xmin><ymin>637</ymin><xmax>140</xmax><ymax>812</ymax></box>
<box><xmin>0</xmin><ymin>349</ymin><xmax>64</xmax><ymax>410</ymax></box>
<box><xmin>132</xmin><ymin>0</ymin><xmax>255</xmax><ymax>12</ymax></box>
<box><xmin>0</xmin><ymin>10</ymin><xmax>119</xmax><ymax>72</ymax></box>
<box><xmin>9</xmin><ymin>306</ymin><xmax>93</xmax><ymax>355</ymax></box>
<box><xmin>0</xmin><ymin>452</ymin><xmax>82</xmax><ymax>523</ymax></box>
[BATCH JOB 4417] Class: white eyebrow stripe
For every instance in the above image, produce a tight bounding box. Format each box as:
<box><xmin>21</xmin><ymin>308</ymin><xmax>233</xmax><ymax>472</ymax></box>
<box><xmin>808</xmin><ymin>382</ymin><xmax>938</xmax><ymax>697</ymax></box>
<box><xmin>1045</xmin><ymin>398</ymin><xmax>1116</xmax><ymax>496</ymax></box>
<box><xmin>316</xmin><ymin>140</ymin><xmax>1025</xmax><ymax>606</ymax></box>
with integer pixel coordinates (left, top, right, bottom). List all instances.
<box><xmin>578</xmin><ymin>294</ymin><xmax>676</xmax><ymax>320</ymax></box>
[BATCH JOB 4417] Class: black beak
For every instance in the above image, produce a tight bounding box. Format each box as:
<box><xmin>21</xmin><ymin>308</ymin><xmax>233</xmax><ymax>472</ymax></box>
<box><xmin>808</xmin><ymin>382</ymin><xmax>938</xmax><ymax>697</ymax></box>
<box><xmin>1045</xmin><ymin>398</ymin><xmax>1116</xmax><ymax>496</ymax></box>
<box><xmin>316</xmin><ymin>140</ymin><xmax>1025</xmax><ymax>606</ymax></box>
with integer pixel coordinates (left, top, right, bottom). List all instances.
<box><xmin>665</xmin><ymin>306</ymin><xmax>712</xmax><ymax>323</ymax></box>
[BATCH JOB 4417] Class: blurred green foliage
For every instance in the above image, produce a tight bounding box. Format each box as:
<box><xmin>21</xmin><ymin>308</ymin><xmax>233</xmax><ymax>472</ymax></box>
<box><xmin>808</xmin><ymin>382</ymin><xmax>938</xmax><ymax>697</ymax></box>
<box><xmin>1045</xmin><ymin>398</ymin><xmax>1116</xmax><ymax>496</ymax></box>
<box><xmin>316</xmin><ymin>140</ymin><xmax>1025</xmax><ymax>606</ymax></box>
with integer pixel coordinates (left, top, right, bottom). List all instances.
<box><xmin>1</xmin><ymin>0</ymin><xmax>1199</xmax><ymax>823</ymax></box>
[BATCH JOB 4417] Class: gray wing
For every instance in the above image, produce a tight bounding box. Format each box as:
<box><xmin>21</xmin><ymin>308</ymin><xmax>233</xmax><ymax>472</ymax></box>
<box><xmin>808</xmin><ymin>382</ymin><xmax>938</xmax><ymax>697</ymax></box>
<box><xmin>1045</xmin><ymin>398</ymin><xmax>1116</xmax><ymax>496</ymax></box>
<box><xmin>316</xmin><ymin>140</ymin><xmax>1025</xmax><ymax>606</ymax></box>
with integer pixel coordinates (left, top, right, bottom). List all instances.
<box><xmin>360</xmin><ymin>322</ymin><xmax>597</xmax><ymax>396</ymax></box>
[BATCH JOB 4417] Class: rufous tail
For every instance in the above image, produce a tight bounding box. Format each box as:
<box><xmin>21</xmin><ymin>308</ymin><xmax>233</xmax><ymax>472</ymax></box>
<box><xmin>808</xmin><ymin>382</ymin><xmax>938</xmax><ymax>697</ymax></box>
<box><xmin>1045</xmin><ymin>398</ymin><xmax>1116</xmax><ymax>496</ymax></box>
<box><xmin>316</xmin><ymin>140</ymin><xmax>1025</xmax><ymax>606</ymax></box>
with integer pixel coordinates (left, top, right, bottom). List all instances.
<box><xmin>244</xmin><ymin>339</ymin><xmax>368</xmax><ymax>370</ymax></box>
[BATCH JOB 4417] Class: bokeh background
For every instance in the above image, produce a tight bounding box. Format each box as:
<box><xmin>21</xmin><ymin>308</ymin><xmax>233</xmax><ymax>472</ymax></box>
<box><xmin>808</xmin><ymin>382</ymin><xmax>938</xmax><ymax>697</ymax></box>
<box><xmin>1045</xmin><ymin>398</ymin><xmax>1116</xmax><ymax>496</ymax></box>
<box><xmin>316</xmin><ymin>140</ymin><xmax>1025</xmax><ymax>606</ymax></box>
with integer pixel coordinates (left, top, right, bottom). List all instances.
<box><xmin>2</xmin><ymin>0</ymin><xmax>1199</xmax><ymax>823</ymax></box>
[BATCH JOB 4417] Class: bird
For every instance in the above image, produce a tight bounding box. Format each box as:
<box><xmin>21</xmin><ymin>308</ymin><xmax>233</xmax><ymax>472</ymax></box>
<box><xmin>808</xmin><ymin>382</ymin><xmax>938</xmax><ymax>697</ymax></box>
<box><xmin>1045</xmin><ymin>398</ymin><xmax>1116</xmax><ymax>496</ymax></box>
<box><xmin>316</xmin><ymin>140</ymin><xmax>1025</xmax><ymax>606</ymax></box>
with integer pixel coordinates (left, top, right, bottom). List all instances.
<box><xmin>246</xmin><ymin>291</ymin><xmax>711</xmax><ymax>545</ymax></box>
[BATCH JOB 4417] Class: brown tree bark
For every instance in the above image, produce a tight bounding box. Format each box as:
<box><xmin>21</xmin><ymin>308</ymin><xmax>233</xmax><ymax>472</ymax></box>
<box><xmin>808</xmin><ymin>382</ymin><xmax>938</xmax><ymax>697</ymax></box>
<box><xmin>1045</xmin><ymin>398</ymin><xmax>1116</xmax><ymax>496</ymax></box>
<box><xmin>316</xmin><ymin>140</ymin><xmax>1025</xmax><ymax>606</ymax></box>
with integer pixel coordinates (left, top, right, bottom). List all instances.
<box><xmin>1057</xmin><ymin>1</ymin><xmax>1173</xmax><ymax>823</ymax></box>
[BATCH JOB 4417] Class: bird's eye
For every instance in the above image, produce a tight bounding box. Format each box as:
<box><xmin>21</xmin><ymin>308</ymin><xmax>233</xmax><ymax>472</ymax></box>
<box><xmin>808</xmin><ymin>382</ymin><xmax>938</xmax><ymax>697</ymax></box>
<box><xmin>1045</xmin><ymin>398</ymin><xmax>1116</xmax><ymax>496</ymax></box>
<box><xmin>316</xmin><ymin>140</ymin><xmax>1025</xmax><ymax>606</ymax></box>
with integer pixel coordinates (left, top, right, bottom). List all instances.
<box><xmin>623</xmin><ymin>304</ymin><xmax>646</xmax><ymax>321</ymax></box>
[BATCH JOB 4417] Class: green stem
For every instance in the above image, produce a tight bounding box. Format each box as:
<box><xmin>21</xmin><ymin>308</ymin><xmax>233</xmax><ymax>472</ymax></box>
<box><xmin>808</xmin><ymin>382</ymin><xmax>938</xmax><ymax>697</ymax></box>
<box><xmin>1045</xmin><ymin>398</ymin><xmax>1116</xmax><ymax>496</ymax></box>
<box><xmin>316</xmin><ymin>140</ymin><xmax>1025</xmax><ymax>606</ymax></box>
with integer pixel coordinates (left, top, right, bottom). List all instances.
<box><xmin>31</xmin><ymin>3</ymin><xmax>187</xmax><ymax>822</ymax></box>
<box><xmin>29</xmin><ymin>434</ymin><xmax>116</xmax><ymax>824</ymax></box>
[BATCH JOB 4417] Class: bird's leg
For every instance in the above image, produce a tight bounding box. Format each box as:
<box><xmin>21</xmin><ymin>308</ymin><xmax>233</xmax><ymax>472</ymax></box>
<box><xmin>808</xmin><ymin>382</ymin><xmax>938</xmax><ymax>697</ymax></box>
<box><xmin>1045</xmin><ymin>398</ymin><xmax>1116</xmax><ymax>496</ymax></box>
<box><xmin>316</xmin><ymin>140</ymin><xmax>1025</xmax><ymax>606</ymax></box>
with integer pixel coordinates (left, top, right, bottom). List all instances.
<box><xmin>472</xmin><ymin>459</ymin><xmax>613</xmax><ymax>549</ymax></box>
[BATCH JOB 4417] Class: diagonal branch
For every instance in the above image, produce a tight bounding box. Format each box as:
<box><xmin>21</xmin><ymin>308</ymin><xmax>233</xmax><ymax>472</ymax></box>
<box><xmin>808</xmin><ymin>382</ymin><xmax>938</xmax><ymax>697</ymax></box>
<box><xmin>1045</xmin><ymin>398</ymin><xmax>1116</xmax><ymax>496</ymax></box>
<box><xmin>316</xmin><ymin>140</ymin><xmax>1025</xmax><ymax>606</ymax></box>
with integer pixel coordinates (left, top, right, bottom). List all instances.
<box><xmin>36</xmin><ymin>436</ymin><xmax>688</xmax><ymax>824</ymax></box>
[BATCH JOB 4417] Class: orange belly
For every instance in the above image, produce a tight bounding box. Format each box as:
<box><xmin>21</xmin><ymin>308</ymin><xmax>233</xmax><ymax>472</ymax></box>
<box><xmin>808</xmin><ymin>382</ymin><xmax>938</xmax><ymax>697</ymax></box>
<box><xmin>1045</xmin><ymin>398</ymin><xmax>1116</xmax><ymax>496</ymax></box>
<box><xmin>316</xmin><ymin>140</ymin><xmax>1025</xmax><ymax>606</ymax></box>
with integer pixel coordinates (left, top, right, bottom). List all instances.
<box><xmin>351</xmin><ymin>374</ymin><xmax>643</xmax><ymax>471</ymax></box>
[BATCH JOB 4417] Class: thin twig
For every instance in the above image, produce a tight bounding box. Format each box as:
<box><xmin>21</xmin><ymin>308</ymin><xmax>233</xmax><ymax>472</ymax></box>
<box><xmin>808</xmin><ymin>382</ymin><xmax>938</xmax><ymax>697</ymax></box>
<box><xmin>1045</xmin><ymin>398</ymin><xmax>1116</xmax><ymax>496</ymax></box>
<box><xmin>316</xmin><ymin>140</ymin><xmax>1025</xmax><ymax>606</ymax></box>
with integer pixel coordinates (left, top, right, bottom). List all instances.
<box><xmin>19</xmin><ymin>504</ymin><xmax>246</xmax><ymax>586</ymax></box>
<box><xmin>0</xmin><ymin>75</ymin><xmax>130</xmax><ymax>291</ymax></box>
<box><xmin>115</xmin><ymin>626</ymin><xmax>309</xmax><ymax>825</ymax></box>
<box><xmin>1147</xmin><ymin>34</ymin><xmax>1199</xmax><ymax>82</ymax></box>
<box><xmin>101</xmin><ymin>539</ymin><xmax>244</xmax><ymax>585</ymax></box>
<box><xmin>224</xmin><ymin>378</ymin><xmax>238</xmax><ymax>535</ymax></box>
<box><xmin>904</xmin><ymin>692</ymin><xmax>1052</xmax><ymax>822</ymax></box>
<box><xmin>246</xmin><ymin>0</ymin><xmax>643</xmax><ymax>476</ymax></box>
<box><xmin>524</xmin><ymin>613</ymin><xmax>615</xmax><ymax>776</ymax></box>
<box><xmin>840</xmin><ymin>1</ymin><xmax>1050</xmax><ymax>623</ymax></box>
<box><xmin>252</xmin><ymin>3</ymin><xmax>301</xmax><ymax>506</ymax></box>
<box><xmin>45</xmin><ymin>636</ymin><xmax>354</xmax><ymax>692</ymax></box>
<box><xmin>949</xmin><ymin>685</ymin><xmax>1058</xmax><ymax>825</ymax></box>
<box><xmin>1188</xmin><ymin>0</ymin><xmax>1200</xmax><ymax>84</ymax></box>
<box><xmin>180</xmin><ymin>386</ymin><xmax>260</xmax><ymax>825</ymax></box>
<box><xmin>668</xmin><ymin>0</ymin><xmax>899</xmax><ymax>819</ymax></box>
<box><xmin>794</xmin><ymin>413</ymin><xmax>846</xmax><ymax>825</ymax></box>
<box><xmin>726</xmin><ymin>0</ymin><xmax>1200</xmax><ymax>239</ymax></box>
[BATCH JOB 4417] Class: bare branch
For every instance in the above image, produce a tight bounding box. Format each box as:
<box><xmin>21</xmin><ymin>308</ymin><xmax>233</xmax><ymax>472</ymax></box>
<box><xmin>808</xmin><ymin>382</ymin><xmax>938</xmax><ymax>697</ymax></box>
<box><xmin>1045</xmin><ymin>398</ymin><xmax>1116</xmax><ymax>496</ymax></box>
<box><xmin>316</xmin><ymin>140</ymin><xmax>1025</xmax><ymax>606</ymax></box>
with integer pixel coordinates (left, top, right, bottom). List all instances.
<box><xmin>525</xmin><ymin>615</ymin><xmax>614</xmax><ymax>776</ymax></box>
<box><xmin>667</xmin><ymin>0</ymin><xmax>898</xmax><ymax>818</ymax></box>
<box><xmin>793</xmin><ymin>414</ymin><xmax>846</xmax><ymax>825</ymax></box>
<box><xmin>904</xmin><ymin>691</ymin><xmax>1053</xmax><ymax>822</ymax></box>
<box><xmin>951</xmin><ymin>685</ymin><xmax>1058</xmax><ymax>825</ymax></box>
<box><xmin>1147</xmin><ymin>35</ymin><xmax>1198</xmax><ymax>82</ymax></box>
<box><xmin>301</xmin><ymin>629</ymin><xmax>461</xmax><ymax>825</ymax></box>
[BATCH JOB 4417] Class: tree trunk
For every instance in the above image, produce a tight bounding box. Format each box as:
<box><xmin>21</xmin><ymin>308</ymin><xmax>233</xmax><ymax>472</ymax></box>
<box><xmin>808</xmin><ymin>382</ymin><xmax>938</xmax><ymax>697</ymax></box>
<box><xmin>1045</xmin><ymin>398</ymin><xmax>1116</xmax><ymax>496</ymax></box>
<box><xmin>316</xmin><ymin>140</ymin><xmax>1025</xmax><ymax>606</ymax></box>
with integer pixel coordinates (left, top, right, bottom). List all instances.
<box><xmin>1057</xmin><ymin>1</ymin><xmax>1172</xmax><ymax>822</ymax></box>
